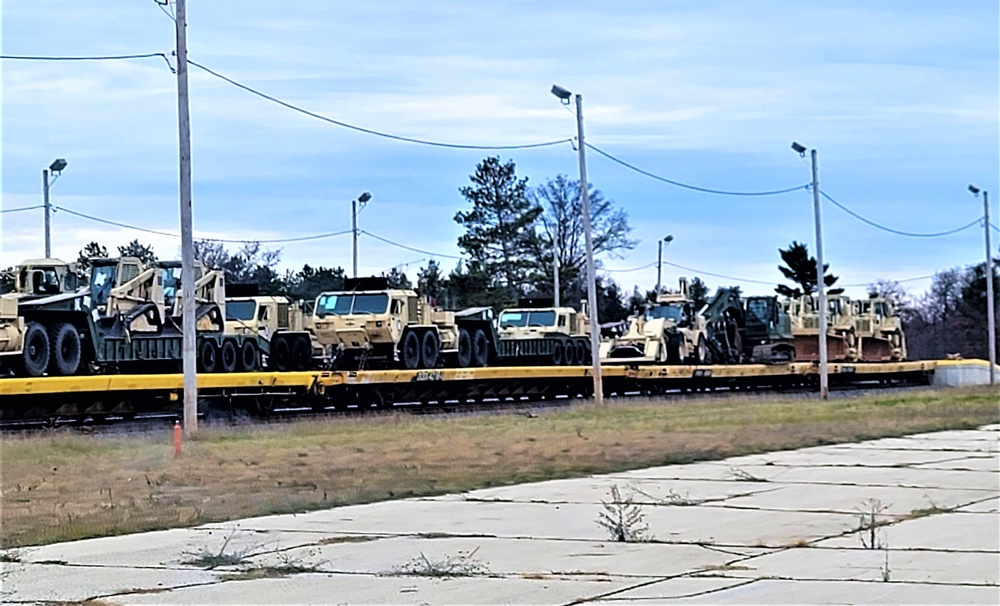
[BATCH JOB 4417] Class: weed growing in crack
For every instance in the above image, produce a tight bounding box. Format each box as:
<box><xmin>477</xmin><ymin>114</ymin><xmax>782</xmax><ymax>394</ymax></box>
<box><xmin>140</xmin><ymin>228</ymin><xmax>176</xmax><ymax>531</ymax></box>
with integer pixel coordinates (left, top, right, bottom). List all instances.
<box><xmin>729</xmin><ymin>467</ymin><xmax>767</xmax><ymax>482</ymax></box>
<box><xmin>880</xmin><ymin>541</ymin><xmax>891</xmax><ymax>582</ymax></box>
<box><xmin>219</xmin><ymin>549</ymin><xmax>326</xmax><ymax>581</ymax></box>
<box><xmin>596</xmin><ymin>485</ymin><xmax>652</xmax><ymax>542</ymax></box>
<box><xmin>632</xmin><ymin>486</ymin><xmax>702</xmax><ymax>506</ymax></box>
<box><xmin>856</xmin><ymin>498</ymin><xmax>890</xmax><ymax>550</ymax></box>
<box><xmin>182</xmin><ymin>527</ymin><xmax>254</xmax><ymax>569</ymax></box>
<box><xmin>395</xmin><ymin>547</ymin><xmax>490</xmax><ymax>578</ymax></box>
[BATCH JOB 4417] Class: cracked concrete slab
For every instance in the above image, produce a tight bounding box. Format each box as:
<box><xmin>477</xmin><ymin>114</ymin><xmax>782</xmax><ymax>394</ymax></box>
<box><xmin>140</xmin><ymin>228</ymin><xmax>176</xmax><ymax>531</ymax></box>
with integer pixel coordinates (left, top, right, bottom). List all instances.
<box><xmin>3</xmin><ymin>424</ymin><xmax>996</xmax><ymax>605</ymax></box>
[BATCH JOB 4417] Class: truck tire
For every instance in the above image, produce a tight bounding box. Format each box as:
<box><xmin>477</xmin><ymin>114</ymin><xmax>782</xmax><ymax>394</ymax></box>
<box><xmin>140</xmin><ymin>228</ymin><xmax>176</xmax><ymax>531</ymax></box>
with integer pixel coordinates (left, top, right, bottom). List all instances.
<box><xmin>420</xmin><ymin>331</ymin><xmax>439</xmax><ymax>369</ymax></box>
<box><xmin>48</xmin><ymin>322</ymin><xmax>81</xmax><ymax>376</ymax></box>
<box><xmin>562</xmin><ymin>339</ymin><xmax>576</xmax><ymax>366</ymax></box>
<box><xmin>695</xmin><ymin>336</ymin><xmax>709</xmax><ymax>366</ymax></box>
<box><xmin>270</xmin><ymin>336</ymin><xmax>290</xmax><ymax>372</ymax></box>
<box><xmin>238</xmin><ymin>340</ymin><xmax>259</xmax><ymax>372</ymax></box>
<box><xmin>576</xmin><ymin>341</ymin><xmax>588</xmax><ymax>365</ymax></box>
<box><xmin>22</xmin><ymin>322</ymin><xmax>50</xmax><ymax>377</ymax></box>
<box><xmin>291</xmin><ymin>335</ymin><xmax>312</xmax><ymax>371</ymax></box>
<box><xmin>472</xmin><ymin>329</ymin><xmax>489</xmax><ymax>367</ymax></box>
<box><xmin>197</xmin><ymin>340</ymin><xmax>217</xmax><ymax>373</ymax></box>
<box><xmin>552</xmin><ymin>342</ymin><xmax>564</xmax><ymax>366</ymax></box>
<box><xmin>219</xmin><ymin>340</ymin><xmax>238</xmax><ymax>373</ymax></box>
<box><xmin>401</xmin><ymin>331</ymin><xmax>421</xmax><ymax>369</ymax></box>
<box><xmin>456</xmin><ymin>329</ymin><xmax>473</xmax><ymax>368</ymax></box>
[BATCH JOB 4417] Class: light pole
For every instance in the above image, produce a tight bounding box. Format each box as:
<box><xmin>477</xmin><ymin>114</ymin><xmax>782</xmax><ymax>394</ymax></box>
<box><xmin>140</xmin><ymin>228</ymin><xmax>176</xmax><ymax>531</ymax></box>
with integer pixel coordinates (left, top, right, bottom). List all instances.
<box><xmin>552</xmin><ymin>84</ymin><xmax>602</xmax><ymax>406</ymax></box>
<box><xmin>352</xmin><ymin>191</ymin><xmax>372</xmax><ymax>279</ymax></box>
<box><xmin>553</xmin><ymin>220</ymin><xmax>561</xmax><ymax>307</ymax></box>
<box><xmin>792</xmin><ymin>142</ymin><xmax>829</xmax><ymax>400</ymax></box>
<box><xmin>656</xmin><ymin>235</ymin><xmax>674</xmax><ymax>294</ymax></box>
<box><xmin>42</xmin><ymin>158</ymin><xmax>67</xmax><ymax>258</ymax></box>
<box><xmin>969</xmin><ymin>184</ymin><xmax>995</xmax><ymax>385</ymax></box>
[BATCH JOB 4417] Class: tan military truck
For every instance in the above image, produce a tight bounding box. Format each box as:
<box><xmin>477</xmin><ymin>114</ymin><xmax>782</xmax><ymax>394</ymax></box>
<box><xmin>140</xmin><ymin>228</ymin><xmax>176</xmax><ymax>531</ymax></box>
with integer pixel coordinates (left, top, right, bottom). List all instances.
<box><xmin>852</xmin><ymin>296</ymin><xmax>907</xmax><ymax>361</ymax></box>
<box><xmin>601</xmin><ymin>278</ymin><xmax>711</xmax><ymax>365</ymax></box>
<box><xmin>784</xmin><ymin>293</ymin><xmax>860</xmax><ymax>362</ymax></box>
<box><xmin>308</xmin><ymin>277</ymin><xmax>492</xmax><ymax>370</ymax></box>
<box><xmin>8</xmin><ymin>258</ymin><xmax>80</xmax><ymax>299</ymax></box>
<box><xmin>225</xmin><ymin>292</ymin><xmax>316</xmax><ymax>371</ymax></box>
<box><xmin>496</xmin><ymin>298</ymin><xmax>591</xmax><ymax>365</ymax></box>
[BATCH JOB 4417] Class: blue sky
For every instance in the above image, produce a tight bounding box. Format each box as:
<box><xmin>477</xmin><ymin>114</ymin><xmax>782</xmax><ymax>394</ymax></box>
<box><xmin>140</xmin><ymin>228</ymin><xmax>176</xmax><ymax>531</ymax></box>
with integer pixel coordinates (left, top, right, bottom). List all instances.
<box><xmin>2</xmin><ymin>0</ymin><xmax>997</xmax><ymax>299</ymax></box>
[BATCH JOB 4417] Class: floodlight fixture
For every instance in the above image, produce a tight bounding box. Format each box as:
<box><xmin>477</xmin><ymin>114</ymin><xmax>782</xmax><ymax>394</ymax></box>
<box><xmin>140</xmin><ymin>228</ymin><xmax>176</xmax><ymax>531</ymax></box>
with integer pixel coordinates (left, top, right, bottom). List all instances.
<box><xmin>968</xmin><ymin>184</ymin><xmax>980</xmax><ymax>195</ymax></box>
<box><xmin>49</xmin><ymin>158</ymin><xmax>67</xmax><ymax>173</ymax></box>
<box><xmin>790</xmin><ymin>142</ymin><xmax>807</xmax><ymax>155</ymax></box>
<box><xmin>551</xmin><ymin>84</ymin><xmax>572</xmax><ymax>103</ymax></box>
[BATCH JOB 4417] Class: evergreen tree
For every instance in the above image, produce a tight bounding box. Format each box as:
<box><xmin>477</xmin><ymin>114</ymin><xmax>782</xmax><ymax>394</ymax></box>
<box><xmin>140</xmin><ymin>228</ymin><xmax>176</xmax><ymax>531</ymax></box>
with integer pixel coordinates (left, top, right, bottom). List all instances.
<box><xmin>689</xmin><ymin>277</ymin><xmax>710</xmax><ymax>309</ymax></box>
<box><xmin>385</xmin><ymin>267</ymin><xmax>412</xmax><ymax>289</ymax></box>
<box><xmin>455</xmin><ymin>157</ymin><xmax>542</xmax><ymax>295</ymax></box>
<box><xmin>284</xmin><ymin>264</ymin><xmax>345</xmax><ymax>303</ymax></box>
<box><xmin>446</xmin><ymin>259</ymin><xmax>512</xmax><ymax>310</ymax></box>
<box><xmin>117</xmin><ymin>239</ymin><xmax>157</xmax><ymax>265</ymax></box>
<box><xmin>417</xmin><ymin>260</ymin><xmax>445</xmax><ymax>304</ymax></box>
<box><xmin>76</xmin><ymin>241</ymin><xmax>108</xmax><ymax>273</ymax></box>
<box><xmin>775</xmin><ymin>241</ymin><xmax>839</xmax><ymax>297</ymax></box>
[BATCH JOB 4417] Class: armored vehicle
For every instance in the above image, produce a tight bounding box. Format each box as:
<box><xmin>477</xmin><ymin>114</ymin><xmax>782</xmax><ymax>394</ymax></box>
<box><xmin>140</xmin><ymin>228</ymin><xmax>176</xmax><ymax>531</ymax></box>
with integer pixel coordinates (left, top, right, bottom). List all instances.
<box><xmin>495</xmin><ymin>298</ymin><xmax>591</xmax><ymax>365</ymax></box>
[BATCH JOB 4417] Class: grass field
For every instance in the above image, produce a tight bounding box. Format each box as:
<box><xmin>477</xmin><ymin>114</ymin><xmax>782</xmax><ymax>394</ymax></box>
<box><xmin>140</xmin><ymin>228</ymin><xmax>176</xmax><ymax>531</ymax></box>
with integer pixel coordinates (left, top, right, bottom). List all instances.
<box><xmin>1</xmin><ymin>387</ymin><xmax>997</xmax><ymax>548</ymax></box>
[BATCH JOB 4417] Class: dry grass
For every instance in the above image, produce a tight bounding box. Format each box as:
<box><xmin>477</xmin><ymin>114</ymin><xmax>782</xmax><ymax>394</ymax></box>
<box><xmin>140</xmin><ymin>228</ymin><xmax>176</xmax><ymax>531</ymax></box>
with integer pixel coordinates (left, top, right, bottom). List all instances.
<box><xmin>1</xmin><ymin>386</ymin><xmax>996</xmax><ymax>548</ymax></box>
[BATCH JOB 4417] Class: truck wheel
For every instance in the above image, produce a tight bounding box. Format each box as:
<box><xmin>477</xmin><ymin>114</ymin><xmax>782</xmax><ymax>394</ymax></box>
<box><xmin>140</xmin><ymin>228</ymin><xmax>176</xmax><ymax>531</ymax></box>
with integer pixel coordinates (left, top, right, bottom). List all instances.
<box><xmin>456</xmin><ymin>329</ymin><xmax>473</xmax><ymax>367</ymax></box>
<box><xmin>576</xmin><ymin>341</ymin><xmax>588</xmax><ymax>365</ymax></box>
<box><xmin>48</xmin><ymin>323</ymin><xmax>81</xmax><ymax>376</ymax></box>
<box><xmin>696</xmin><ymin>336</ymin><xmax>710</xmax><ymax>366</ymax></box>
<box><xmin>239</xmin><ymin>340</ymin><xmax>259</xmax><ymax>372</ymax></box>
<box><xmin>291</xmin><ymin>335</ymin><xmax>312</xmax><ymax>371</ymax></box>
<box><xmin>401</xmin><ymin>331</ymin><xmax>421</xmax><ymax>369</ymax></box>
<box><xmin>472</xmin><ymin>329</ymin><xmax>490</xmax><ymax>367</ymax></box>
<box><xmin>420</xmin><ymin>331</ymin><xmax>439</xmax><ymax>368</ymax></box>
<box><xmin>563</xmin><ymin>340</ymin><xmax>576</xmax><ymax>366</ymax></box>
<box><xmin>552</xmin><ymin>342</ymin><xmax>564</xmax><ymax>366</ymax></box>
<box><xmin>270</xmin><ymin>336</ymin><xmax>290</xmax><ymax>372</ymax></box>
<box><xmin>219</xmin><ymin>340</ymin><xmax>238</xmax><ymax>373</ymax></box>
<box><xmin>22</xmin><ymin>322</ymin><xmax>50</xmax><ymax>377</ymax></box>
<box><xmin>197</xmin><ymin>340</ymin><xmax>217</xmax><ymax>373</ymax></box>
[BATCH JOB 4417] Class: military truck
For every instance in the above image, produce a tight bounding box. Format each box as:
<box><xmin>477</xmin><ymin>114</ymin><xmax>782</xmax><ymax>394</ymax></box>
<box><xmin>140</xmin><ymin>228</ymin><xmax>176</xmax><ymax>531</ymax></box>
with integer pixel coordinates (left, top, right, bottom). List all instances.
<box><xmin>602</xmin><ymin>278</ymin><xmax>711</xmax><ymax>364</ymax></box>
<box><xmin>225</xmin><ymin>292</ymin><xmax>316</xmax><ymax>371</ymax></box>
<box><xmin>4</xmin><ymin>258</ymin><xmax>80</xmax><ymax>299</ymax></box>
<box><xmin>495</xmin><ymin>298</ymin><xmax>591</xmax><ymax>365</ymax></box>
<box><xmin>0</xmin><ymin>256</ymin><xmax>260</xmax><ymax>377</ymax></box>
<box><xmin>852</xmin><ymin>296</ymin><xmax>907</xmax><ymax>361</ymax></box>
<box><xmin>308</xmin><ymin>277</ymin><xmax>493</xmax><ymax>370</ymax></box>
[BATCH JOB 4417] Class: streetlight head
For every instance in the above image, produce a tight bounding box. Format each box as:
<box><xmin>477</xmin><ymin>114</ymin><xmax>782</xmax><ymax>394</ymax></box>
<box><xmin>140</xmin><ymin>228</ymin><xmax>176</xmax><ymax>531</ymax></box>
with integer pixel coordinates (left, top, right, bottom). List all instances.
<box><xmin>790</xmin><ymin>142</ymin><xmax>807</xmax><ymax>155</ymax></box>
<box><xmin>358</xmin><ymin>192</ymin><xmax>372</xmax><ymax>203</ymax></box>
<box><xmin>663</xmin><ymin>235</ymin><xmax>674</xmax><ymax>243</ymax></box>
<box><xmin>550</xmin><ymin>84</ymin><xmax>572</xmax><ymax>103</ymax></box>
<box><xmin>968</xmin><ymin>184</ymin><xmax>980</xmax><ymax>195</ymax></box>
<box><xmin>49</xmin><ymin>158</ymin><xmax>67</xmax><ymax>173</ymax></box>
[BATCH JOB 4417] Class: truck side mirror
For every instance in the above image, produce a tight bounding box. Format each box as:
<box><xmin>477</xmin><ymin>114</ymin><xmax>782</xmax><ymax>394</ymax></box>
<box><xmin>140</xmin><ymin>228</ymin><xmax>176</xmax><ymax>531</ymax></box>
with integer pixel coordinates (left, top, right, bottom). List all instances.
<box><xmin>316</xmin><ymin>307</ymin><xmax>327</xmax><ymax>319</ymax></box>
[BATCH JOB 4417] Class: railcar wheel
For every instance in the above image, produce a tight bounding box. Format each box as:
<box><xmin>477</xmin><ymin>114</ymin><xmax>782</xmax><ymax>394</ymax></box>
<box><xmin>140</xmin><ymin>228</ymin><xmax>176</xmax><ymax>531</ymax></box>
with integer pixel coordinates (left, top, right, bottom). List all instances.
<box><xmin>238</xmin><ymin>340</ymin><xmax>259</xmax><ymax>371</ymax></box>
<box><xmin>22</xmin><ymin>322</ymin><xmax>50</xmax><ymax>377</ymax></box>
<box><xmin>270</xmin><ymin>336</ymin><xmax>290</xmax><ymax>372</ymax></box>
<box><xmin>291</xmin><ymin>335</ymin><xmax>312</xmax><ymax>370</ymax></box>
<box><xmin>219</xmin><ymin>340</ymin><xmax>238</xmax><ymax>373</ymax></box>
<box><xmin>456</xmin><ymin>329</ymin><xmax>473</xmax><ymax>367</ymax></box>
<box><xmin>471</xmin><ymin>329</ymin><xmax>489</xmax><ymax>367</ymax></box>
<box><xmin>48</xmin><ymin>322</ymin><xmax>81</xmax><ymax>376</ymax></box>
<box><xmin>420</xmin><ymin>331</ymin><xmax>440</xmax><ymax>369</ymax></box>
<box><xmin>401</xmin><ymin>331</ymin><xmax>421</xmax><ymax>369</ymax></box>
<box><xmin>197</xmin><ymin>340</ymin><xmax>218</xmax><ymax>373</ymax></box>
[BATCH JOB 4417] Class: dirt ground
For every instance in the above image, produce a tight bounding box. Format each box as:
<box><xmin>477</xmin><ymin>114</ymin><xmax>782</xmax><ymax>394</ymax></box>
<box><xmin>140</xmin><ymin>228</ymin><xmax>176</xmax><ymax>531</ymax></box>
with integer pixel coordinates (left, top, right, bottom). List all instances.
<box><xmin>1</xmin><ymin>387</ymin><xmax>996</xmax><ymax>548</ymax></box>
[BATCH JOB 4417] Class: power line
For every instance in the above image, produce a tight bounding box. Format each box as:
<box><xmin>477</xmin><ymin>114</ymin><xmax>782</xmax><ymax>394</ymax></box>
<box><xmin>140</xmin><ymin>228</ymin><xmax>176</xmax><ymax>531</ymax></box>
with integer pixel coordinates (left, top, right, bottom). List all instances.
<box><xmin>841</xmin><ymin>274</ymin><xmax>936</xmax><ymax>288</ymax></box>
<box><xmin>819</xmin><ymin>190</ymin><xmax>981</xmax><ymax>238</ymax></box>
<box><xmin>1</xmin><ymin>205</ymin><xmax>44</xmax><ymax>214</ymax></box>
<box><xmin>659</xmin><ymin>260</ymin><xmax>776</xmax><ymax>285</ymax></box>
<box><xmin>604</xmin><ymin>261</ymin><xmax>656</xmax><ymax>273</ymax></box>
<box><xmin>586</xmin><ymin>143</ymin><xmax>810</xmax><ymax>196</ymax></box>
<box><xmin>360</xmin><ymin>230</ymin><xmax>464</xmax><ymax>259</ymax></box>
<box><xmin>52</xmin><ymin>205</ymin><xmax>353</xmax><ymax>244</ymax></box>
<box><xmin>1</xmin><ymin>52</ymin><xmax>168</xmax><ymax>61</ymax></box>
<box><xmin>188</xmin><ymin>60</ymin><xmax>574</xmax><ymax>151</ymax></box>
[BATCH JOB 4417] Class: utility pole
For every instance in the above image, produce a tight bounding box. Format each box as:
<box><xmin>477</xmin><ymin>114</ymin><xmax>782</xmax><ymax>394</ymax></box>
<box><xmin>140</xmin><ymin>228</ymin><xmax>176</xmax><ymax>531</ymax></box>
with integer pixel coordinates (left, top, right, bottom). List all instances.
<box><xmin>175</xmin><ymin>0</ymin><xmax>198</xmax><ymax>435</ymax></box>
<box><xmin>986</xmin><ymin>190</ymin><xmax>996</xmax><ymax>386</ymax></box>
<box><xmin>553</xmin><ymin>220</ymin><xmax>560</xmax><ymax>307</ymax></box>
<box><xmin>971</xmin><ymin>185</ymin><xmax>996</xmax><ymax>385</ymax></box>
<box><xmin>809</xmin><ymin>148</ymin><xmax>829</xmax><ymax>400</ymax></box>
<box><xmin>573</xmin><ymin>93</ymin><xmax>603</xmax><ymax>406</ymax></box>
<box><xmin>656</xmin><ymin>235</ymin><xmax>673</xmax><ymax>294</ymax></box>
<box><xmin>43</xmin><ymin>169</ymin><xmax>51</xmax><ymax>258</ymax></box>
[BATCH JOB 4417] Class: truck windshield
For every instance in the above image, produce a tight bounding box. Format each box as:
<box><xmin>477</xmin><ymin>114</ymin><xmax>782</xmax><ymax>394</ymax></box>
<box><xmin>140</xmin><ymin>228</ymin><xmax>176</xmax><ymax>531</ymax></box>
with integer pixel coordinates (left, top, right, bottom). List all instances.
<box><xmin>317</xmin><ymin>293</ymin><xmax>389</xmax><ymax>315</ymax></box>
<box><xmin>226</xmin><ymin>300</ymin><xmax>257</xmax><ymax>321</ymax></box>
<box><xmin>646</xmin><ymin>304</ymin><xmax>684</xmax><ymax>323</ymax></box>
<box><xmin>499</xmin><ymin>310</ymin><xmax>557</xmax><ymax>328</ymax></box>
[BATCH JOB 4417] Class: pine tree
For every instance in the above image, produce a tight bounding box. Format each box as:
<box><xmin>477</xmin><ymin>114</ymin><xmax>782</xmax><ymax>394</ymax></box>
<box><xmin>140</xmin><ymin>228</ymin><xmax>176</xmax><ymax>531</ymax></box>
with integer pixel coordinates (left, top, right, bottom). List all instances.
<box><xmin>776</xmin><ymin>241</ymin><xmax>838</xmax><ymax>297</ymax></box>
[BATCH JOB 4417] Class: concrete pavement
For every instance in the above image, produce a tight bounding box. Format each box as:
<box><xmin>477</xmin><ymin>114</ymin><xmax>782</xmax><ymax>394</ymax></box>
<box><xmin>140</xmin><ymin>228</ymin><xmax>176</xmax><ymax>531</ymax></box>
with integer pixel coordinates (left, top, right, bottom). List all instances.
<box><xmin>2</xmin><ymin>424</ymin><xmax>997</xmax><ymax>604</ymax></box>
